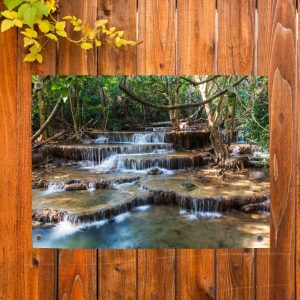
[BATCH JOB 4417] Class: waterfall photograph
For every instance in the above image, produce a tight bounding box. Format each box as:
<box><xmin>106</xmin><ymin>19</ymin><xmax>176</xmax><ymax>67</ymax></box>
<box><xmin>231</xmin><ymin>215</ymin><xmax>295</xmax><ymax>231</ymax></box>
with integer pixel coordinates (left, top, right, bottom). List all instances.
<box><xmin>32</xmin><ymin>75</ymin><xmax>270</xmax><ymax>249</ymax></box>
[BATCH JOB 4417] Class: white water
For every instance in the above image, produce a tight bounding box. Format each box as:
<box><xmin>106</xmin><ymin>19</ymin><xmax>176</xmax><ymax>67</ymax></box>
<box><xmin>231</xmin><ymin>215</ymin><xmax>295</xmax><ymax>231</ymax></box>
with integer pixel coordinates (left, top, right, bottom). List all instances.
<box><xmin>95</xmin><ymin>136</ymin><xmax>109</xmax><ymax>143</ymax></box>
<box><xmin>135</xmin><ymin>205</ymin><xmax>151</xmax><ymax>211</ymax></box>
<box><xmin>179</xmin><ymin>209</ymin><xmax>222</xmax><ymax>220</ymax></box>
<box><xmin>41</xmin><ymin>182</ymin><xmax>64</xmax><ymax>195</ymax></box>
<box><xmin>51</xmin><ymin>219</ymin><xmax>108</xmax><ymax>239</ymax></box>
<box><xmin>132</xmin><ymin>133</ymin><xmax>165</xmax><ymax>144</ymax></box>
<box><xmin>113</xmin><ymin>212</ymin><xmax>131</xmax><ymax>223</ymax></box>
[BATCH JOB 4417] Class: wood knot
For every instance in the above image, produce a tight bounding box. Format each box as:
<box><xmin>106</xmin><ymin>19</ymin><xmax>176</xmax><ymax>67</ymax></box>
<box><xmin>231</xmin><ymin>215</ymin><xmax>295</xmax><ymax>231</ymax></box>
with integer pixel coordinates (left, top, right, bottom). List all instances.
<box><xmin>279</xmin><ymin>112</ymin><xmax>284</xmax><ymax>124</ymax></box>
<box><xmin>32</xmin><ymin>257</ymin><xmax>39</xmax><ymax>266</ymax></box>
<box><xmin>103</xmin><ymin>8</ymin><xmax>111</xmax><ymax>16</ymax></box>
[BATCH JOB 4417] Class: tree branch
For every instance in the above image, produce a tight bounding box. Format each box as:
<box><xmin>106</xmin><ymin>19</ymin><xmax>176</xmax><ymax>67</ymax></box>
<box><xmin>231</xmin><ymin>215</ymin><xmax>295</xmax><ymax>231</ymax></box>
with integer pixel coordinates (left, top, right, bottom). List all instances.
<box><xmin>32</xmin><ymin>97</ymin><xmax>63</xmax><ymax>143</ymax></box>
<box><xmin>180</xmin><ymin>75</ymin><xmax>221</xmax><ymax>86</ymax></box>
<box><xmin>119</xmin><ymin>76</ymin><xmax>247</xmax><ymax>112</ymax></box>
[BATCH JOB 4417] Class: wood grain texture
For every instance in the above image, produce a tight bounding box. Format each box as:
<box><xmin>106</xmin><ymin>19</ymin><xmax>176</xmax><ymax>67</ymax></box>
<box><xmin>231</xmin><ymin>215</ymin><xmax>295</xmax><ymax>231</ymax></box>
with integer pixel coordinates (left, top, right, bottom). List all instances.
<box><xmin>216</xmin><ymin>249</ymin><xmax>254</xmax><ymax>300</ymax></box>
<box><xmin>57</xmin><ymin>1</ymin><xmax>98</xmax><ymax>299</ymax></box>
<box><xmin>137</xmin><ymin>250</ymin><xmax>175</xmax><ymax>300</ymax></box>
<box><xmin>217</xmin><ymin>0</ymin><xmax>256</xmax><ymax>75</ymax></box>
<box><xmin>298</xmin><ymin>3</ymin><xmax>300</xmax><ymax>298</ymax></box>
<box><xmin>59</xmin><ymin>250</ymin><xmax>97</xmax><ymax>299</ymax></box>
<box><xmin>177</xmin><ymin>0</ymin><xmax>216</xmax><ymax>74</ymax></box>
<box><xmin>0</xmin><ymin>14</ymin><xmax>19</xmax><ymax>300</ymax></box>
<box><xmin>268</xmin><ymin>1</ymin><xmax>296</xmax><ymax>299</ymax></box>
<box><xmin>17</xmin><ymin>25</ymin><xmax>57</xmax><ymax>299</ymax></box>
<box><xmin>97</xmin><ymin>2</ymin><xmax>138</xmax><ymax>299</ymax></box>
<box><xmin>176</xmin><ymin>2</ymin><xmax>216</xmax><ymax>298</ymax></box>
<box><xmin>136</xmin><ymin>2</ymin><xmax>176</xmax><ymax>299</ymax></box>
<box><xmin>137</xmin><ymin>0</ymin><xmax>176</xmax><ymax>74</ymax></box>
<box><xmin>256</xmin><ymin>1</ymin><xmax>272</xmax><ymax>299</ymax></box>
<box><xmin>0</xmin><ymin>0</ymin><xmax>299</xmax><ymax>298</ymax></box>
<box><xmin>58</xmin><ymin>0</ymin><xmax>98</xmax><ymax>74</ymax></box>
<box><xmin>176</xmin><ymin>250</ymin><xmax>215</xmax><ymax>300</ymax></box>
<box><xmin>98</xmin><ymin>0</ymin><xmax>137</xmax><ymax>74</ymax></box>
<box><xmin>298</xmin><ymin>1</ymin><xmax>300</xmax><ymax>298</ymax></box>
<box><xmin>216</xmin><ymin>1</ymin><xmax>256</xmax><ymax>299</ymax></box>
<box><xmin>98</xmin><ymin>250</ymin><xmax>137</xmax><ymax>300</ymax></box>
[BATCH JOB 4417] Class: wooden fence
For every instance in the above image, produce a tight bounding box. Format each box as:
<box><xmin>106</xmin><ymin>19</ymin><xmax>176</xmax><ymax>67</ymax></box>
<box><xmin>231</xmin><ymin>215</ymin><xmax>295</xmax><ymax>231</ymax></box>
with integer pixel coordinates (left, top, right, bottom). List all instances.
<box><xmin>0</xmin><ymin>0</ymin><xmax>298</xmax><ymax>299</ymax></box>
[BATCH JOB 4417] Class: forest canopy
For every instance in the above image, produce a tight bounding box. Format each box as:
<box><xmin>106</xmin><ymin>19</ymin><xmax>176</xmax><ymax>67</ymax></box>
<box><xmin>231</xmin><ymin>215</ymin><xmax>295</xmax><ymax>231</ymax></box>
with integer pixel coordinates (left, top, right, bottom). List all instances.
<box><xmin>32</xmin><ymin>75</ymin><xmax>269</xmax><ymax>162</ymax></box>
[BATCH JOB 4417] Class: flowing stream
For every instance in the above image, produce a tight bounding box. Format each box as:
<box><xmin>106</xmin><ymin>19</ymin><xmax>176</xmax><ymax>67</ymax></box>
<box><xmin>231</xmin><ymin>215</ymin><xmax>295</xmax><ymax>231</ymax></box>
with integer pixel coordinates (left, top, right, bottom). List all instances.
<box><xmin>33</xmin><ymin>131</ymin><xmax>270</xmax><ymax>248</ymax></box>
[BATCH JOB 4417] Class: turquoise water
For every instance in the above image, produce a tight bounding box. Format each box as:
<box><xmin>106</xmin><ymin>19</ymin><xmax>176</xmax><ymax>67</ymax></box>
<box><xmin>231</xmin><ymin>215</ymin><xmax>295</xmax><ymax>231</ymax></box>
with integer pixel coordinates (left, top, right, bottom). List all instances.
<box><xmin>33</xmin><ymin>205</ymin><xmax>269</xmax><ymax>249</ymax></box>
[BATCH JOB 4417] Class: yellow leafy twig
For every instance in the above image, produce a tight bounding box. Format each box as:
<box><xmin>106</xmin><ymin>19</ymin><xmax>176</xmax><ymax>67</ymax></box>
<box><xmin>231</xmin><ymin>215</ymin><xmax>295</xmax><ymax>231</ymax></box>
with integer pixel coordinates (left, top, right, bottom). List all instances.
<box><xmin>0</xmin><ymin>0</ymin><xmax>137</xmax><ymax>63</ymax></box>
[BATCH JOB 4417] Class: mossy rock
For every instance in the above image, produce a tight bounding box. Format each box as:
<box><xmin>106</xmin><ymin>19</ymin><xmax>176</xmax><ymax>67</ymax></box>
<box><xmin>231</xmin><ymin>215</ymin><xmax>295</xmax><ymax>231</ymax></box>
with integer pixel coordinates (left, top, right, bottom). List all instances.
<box><xmin>179</xmin><ymin>182</ymin><xmax>197</xmax><ymax>190</ymax></box>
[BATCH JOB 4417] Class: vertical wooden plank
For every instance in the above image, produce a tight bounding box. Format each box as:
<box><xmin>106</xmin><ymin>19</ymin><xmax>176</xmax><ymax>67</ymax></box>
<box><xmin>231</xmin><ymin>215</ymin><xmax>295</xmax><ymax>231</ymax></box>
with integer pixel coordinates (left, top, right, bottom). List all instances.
<box><xmin>216</xmin><ymin>1</ymin><xmax>256</xmax><ymax>299</ymax></box>
<box><xmin>217</xmin><ymin>249</ymin><xmax>254</xmax><ymax>300</ymax></box>
<box><xmin>137</xmin><ymin>0</ymin><xmax>176</xmax><ymax>74</ymax></box>
<box><xmin>98</xmin><ymin>250</ymin><xmax>137</xmax><ymax>300</ymax></box>
<box><xmin>59</xmin><ymin>251</ymin><xmax>97</xmax><ymax>299</ymax></box>
<box><xmin>0</xmin><ymin>12</ymin><xmax>19</xmax><ymax>300</ymax></box>
<box><xmin>298</xmin><ymin>1</ymin><xmax>300</xmax><ymax>299</ymax></box>
<box><xmin>0</xmin><ymin>0</ymin><xmax>55</xmax><ymax>297</ymax></box>
<box><xmin>177</xmin><ymin>250</ymin><xmax>215</xmax><ymax>299</ymax></box>
<box><xmin>138</xmin><ymin>250</ymin><xmax>175</xmax><ymax>300</ymax></box>
<box><xmin>177</xmin><ymin>0</ymin><xmax>215</xmax><ymax>74</ymax></box>
<box><xmin>17</xmin><ymin>28</ymin><xmax>57</xmax><ymax>299</ymax></box>
<box><xmin>256</xmin><ymin>1</ymin><xmax>272</xmax><ymax>299</ymax></box>
<box><xmin>267</xmin><ymin>0</ymin><xmax>297</xmax><ymax>299</ymax></box>
<box><xmin>137</xmin><ymin>1</ymin><xmax>176</xmax><ymax>299</ymax></box>
<box><xmin>58</xmin><ymin>0</ymin><xmax>98</xmax><ymax>74</ymax></box>
<box><xmin>97</xmin><ymin>2</ymin><xmax>138</xmax><ymax>299</ymax></box>
<box><xmin>218</xmin><ymin>0</ymin><xmax>256</xmax><ymax>75</ymax></box>
<box><xmin>57</xmin><ymin>0</ymin><xmax>98</xmax><ymax>299</ymax></box>
<box><xmin>176</xmin><ymin>1</ymin><xmax>216</xmax><ymax>299</ymax></box>
<box><xmin>98</xmin><ymin>0</ymin><xmax>137</xmax><ymax>74</ymax></box>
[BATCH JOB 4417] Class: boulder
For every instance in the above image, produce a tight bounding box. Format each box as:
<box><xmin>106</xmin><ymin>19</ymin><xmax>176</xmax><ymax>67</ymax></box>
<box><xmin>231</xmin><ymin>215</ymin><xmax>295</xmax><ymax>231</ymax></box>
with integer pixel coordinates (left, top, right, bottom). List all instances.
<box><xmin>147</xmin><ymin>167</ymin><xmax>164</xmax><ymax>175</ymax></box>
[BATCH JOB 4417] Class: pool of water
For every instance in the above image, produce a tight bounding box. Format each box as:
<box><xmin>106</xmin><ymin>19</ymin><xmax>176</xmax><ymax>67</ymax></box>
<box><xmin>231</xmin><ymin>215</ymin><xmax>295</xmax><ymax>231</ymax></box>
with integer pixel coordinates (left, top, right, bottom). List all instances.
<box><xmin>33</xmin><ymin>205</ymin><xmax>269</xmax><ymax>249</ymax></box>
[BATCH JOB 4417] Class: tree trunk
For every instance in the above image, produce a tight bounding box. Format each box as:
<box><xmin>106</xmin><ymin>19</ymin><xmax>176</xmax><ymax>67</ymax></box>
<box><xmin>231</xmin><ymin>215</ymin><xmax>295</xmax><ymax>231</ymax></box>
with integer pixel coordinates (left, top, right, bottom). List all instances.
<box><xmin>36</xmin><ymin>76</ymin><xmax>47</xmax><ymax>140</ymax></box>
<box><xmin>69</xmin><ymin>96</ymin><xmax>80</xmax><ymax>141</ymax></box>
<box><xmin>32</xmin><ymin>97</ymin><xmax>63</xmax><ymax>143</ymax></box>
<box><xmin>197</xmin><ymin>77</ymin><xmax>229</xmax><ymax>164</ymax></box>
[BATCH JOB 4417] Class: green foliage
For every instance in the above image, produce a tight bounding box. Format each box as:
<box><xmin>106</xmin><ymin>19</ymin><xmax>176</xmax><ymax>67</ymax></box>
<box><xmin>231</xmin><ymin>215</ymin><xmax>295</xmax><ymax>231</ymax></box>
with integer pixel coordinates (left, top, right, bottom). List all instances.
<box><xmin>1</xmin><ymin>0</ymin><xmax>137</xmax><ymax>63</ymax></box>
<box><xmin>32</xmin><ymin>75</ymin><xmax>269</xmax><ymax>151</ymax></box>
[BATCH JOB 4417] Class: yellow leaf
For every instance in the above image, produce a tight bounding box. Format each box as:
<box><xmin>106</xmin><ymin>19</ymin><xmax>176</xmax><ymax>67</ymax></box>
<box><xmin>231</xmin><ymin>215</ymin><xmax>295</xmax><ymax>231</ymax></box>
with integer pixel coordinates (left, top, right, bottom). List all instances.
<box><xmin>95</xmin><ymin>19</ymin><xmax>108</xmax><ymax>28</ymax></box>
<box><xmin>24</xmin><ymin>53</ymin><xmax>36</xmax><ymax>62</ymax></box>
<box><xmin>1</xmin><ymin>19</ymin><xmax>15</xmax><ymax>32</ymax></box>
<box><xmin>33</xmin><ymin>40</ymin><xmax>41</xmax><ymax>48</ymax></box>
<box><xmin>24</xmin><ymin>37</ymin><xmax>35</xmax><ymax>47</ymax></box>
<box><xmin>49</xmin><ymin>24</ymin><xmax>55</xmax><ymax>32</ymax></box>
<box><xmin>36</xmin><ymin>54</ymin><xmax>43</xmax><ymax>64</ymax></box>
<box><xmin>21</xmin><ymin>28</ymin><xmax>38</xmax><ymax>38</ymax></box>
<box><xmin>73</xmin><ymin>26</ymin><xmax>81</xmax><ymax>31</ymax></box>
<box><xmin>38</xmin><ymin>21</ymin><xmax>49</xmax><ymax>33</ymax></box>
<box><xmin>109</xmin><ymin>27</ymin><xmax>116</xmax><ymax>32</ymax></box>
<box><xmin>95</xmin><ymin>39</ymin><xmax>101</xmax><ymax>47</ymax></box>
<box><xmin>56</xmin><ymin>30</ymin><xmax>67</xmax><ymax>37</ymax></box>
<box><xmin>55</xmin><ymin>21</ymin><xmax>66</xmax><ymax>31</ymax></box>
<box><xmin>63</xmin><ymin>16</ymin><xmax>73</xmax><ymax>20</ymax></box>
<box><xmin>1</xmin><ymin>10</ymin><xmax>15</xmax><ymax>20</ymax></box>
<box><xmin>45</xmin><ymin>0</ymin><xmax>56</xmax><ymax>13</ymax></box>
<box><xmin>13</xmin><ymin>19</ymin><xmax>23</xmax><ymax>28</ymax></box>
<box><xmin>88</xmin><ymin>31</ymin><xmax>96</xmax><ymax>39</ymax></box>
<box><xmin>81</xmin><ymin>42</ymin><xmax>93</xmax><ymax>50</ymax></box>
<box><xmin>117</xmin><ymin>31</ymin><xmax>124</xmax><ymax>37</ymax></box>
<box><xmin>29</xmin><ymin>45</ymin><xmax>41</xmax><ymax>55</ymax></box>
<box><xmin>46</xmin><ymin>33</ymin><xmax>57</xmax><ymax>41</ymax></box>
